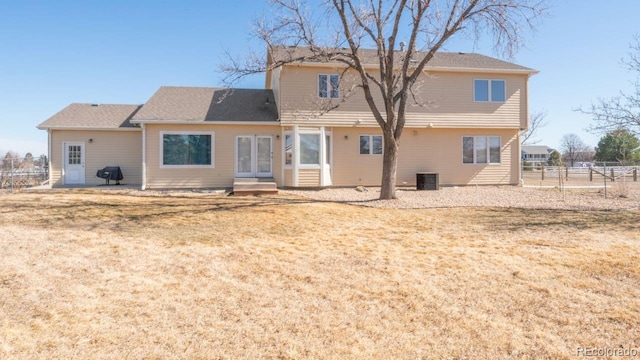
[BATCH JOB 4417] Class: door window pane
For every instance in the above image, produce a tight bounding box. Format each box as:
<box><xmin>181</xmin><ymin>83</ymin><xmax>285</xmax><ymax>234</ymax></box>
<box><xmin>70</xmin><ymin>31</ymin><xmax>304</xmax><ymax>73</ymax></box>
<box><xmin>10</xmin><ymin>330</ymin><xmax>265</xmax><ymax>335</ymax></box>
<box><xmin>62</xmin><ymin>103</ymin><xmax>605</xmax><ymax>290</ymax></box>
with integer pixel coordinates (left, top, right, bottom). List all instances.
<box><xmin>257</xmin><ymin>137</ymin><xmax>271</xmax><ymax>173</ymax></box>
<box><xmin>68</xmin><ymin>145</ymin><xmax>81</xmax><ymax>165</ymax></box>
<box><xmin>237</xmin><ymin>137</ymin><xmax>252</xmax><ymax>173</ymax></box>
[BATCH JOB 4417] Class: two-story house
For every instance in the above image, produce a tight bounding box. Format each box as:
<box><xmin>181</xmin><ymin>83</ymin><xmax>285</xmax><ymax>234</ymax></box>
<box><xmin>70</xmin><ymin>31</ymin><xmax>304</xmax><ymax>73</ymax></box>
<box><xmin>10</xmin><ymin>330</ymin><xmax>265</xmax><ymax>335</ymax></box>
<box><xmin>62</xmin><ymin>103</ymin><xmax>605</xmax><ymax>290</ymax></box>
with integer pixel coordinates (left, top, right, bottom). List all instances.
<box><xmin>38</xmin><ymin>46</ymin><xmax>537</xmax><ymax>190</ymax></box>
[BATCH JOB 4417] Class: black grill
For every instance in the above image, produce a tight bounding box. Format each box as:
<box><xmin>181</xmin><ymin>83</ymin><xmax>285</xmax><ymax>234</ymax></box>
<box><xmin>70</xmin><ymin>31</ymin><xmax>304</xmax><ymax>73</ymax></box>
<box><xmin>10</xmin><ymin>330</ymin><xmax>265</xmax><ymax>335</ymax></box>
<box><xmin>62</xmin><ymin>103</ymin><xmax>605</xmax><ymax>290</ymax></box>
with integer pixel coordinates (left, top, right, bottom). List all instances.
<box><xmin>96</xmin><ymin>166</ymin><xmax>123</xmax><ymax>185</ymax></box>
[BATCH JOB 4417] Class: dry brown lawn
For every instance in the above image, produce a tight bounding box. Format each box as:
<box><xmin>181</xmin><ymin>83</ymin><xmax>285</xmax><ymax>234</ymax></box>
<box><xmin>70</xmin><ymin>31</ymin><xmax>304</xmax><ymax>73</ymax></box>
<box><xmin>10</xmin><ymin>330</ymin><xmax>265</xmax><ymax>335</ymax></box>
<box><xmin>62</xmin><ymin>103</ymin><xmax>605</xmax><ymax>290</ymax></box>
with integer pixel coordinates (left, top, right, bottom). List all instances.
<box><xmin>1</xmin><ymin>190</ymin><xmax>639</xmax><ymax>359</ymax></box>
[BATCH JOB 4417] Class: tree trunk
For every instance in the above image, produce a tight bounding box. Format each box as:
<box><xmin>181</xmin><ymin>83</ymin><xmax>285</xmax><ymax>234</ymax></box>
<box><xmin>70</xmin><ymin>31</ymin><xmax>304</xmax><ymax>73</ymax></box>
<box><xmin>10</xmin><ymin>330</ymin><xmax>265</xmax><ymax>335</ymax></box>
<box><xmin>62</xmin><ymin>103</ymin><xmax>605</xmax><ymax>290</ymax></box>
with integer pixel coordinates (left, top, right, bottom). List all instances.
<box><xmin>380</xmin><ymin>131</ymin><xmax>399</xmax><ymax>199</ymax></box>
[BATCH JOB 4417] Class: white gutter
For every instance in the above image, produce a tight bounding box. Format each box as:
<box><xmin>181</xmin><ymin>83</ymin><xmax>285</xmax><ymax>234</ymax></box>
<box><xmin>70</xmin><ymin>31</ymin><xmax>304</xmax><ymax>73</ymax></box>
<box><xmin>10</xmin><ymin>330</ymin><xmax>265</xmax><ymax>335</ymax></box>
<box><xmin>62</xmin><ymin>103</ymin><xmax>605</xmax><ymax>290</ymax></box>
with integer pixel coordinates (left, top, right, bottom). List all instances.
<box><xmin>37</xmin><ymin>126</ymin><xmax>141</xmax><ymax>131</ymax></box>
<box><xmin>293</xmin><ymin>125</ymin><xmax>299</xmax><ymax>187</ymax></box>
<box><xmin>289</xmin><ymin>62</ymin><xmax>539</xmax><ymax>75</ymax></box>
<box><xmin>319</xmin><ymin>126</ymin><xmax>326</xmax><ymax>186</ymax></box>
<box><xmin>130</xmin><ymin>120</ymin><xmax>281</xmax><ymax>126</ymax></box>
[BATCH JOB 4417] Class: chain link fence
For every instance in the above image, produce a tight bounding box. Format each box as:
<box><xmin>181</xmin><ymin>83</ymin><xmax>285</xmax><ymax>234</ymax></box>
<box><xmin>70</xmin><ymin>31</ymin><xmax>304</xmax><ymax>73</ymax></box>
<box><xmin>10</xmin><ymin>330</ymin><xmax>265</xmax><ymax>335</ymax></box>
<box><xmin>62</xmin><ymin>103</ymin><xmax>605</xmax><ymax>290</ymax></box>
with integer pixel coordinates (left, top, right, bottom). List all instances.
<box><xmin>0</xmin><ymin>156</ymin><xmax>49</xmax><ymax>193</ymax></box>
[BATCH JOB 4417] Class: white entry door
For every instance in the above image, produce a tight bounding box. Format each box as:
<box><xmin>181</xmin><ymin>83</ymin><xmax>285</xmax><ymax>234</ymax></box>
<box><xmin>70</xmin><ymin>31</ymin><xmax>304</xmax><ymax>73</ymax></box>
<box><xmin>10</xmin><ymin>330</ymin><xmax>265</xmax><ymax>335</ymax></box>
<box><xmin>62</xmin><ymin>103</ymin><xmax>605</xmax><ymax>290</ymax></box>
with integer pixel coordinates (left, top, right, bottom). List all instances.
<box><xmin>235</xmin><ymin>136</ymin><xmax>273</xmax><ymax>177</ymax></box>
<box><xmin>63</xmin><ymin>142</ymin><xmax>85</xmax><ymax>185</ymax></box>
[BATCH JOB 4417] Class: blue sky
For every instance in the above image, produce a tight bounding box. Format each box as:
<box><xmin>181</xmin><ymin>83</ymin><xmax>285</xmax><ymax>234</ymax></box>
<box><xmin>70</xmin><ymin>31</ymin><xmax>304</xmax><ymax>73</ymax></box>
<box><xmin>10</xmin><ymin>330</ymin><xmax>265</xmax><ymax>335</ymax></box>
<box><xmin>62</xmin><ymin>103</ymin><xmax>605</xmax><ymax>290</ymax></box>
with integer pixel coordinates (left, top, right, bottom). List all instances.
<box><xmin>1</xmin><ymin>0</ymin><xmax>639</xmax><ymax>156</ymax></box>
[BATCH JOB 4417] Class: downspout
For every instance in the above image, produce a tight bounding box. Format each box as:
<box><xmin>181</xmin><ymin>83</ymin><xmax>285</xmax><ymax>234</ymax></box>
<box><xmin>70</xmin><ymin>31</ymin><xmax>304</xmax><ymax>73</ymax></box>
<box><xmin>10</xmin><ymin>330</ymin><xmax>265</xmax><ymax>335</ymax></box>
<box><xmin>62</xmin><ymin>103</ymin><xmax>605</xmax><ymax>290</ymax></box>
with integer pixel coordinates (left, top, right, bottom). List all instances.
<box><xmin>281</xmin><ymin>127</ymin><xmax>285</xmax><ymax>186</ymax></box>
<box><xmin>293</xmin><ymin>125</ymin><xmax>299</xmax><ymax>186</ymax></box>
<box><xmin>141</xmin><ymin>123</ymin><xmax>147</xmax><ymax>190</ymax></box>
<box><xmin>319</xmin><ymin>126</ymin><xmax>326</xmax><ymax>186</ymax></box>
<box><xmin>520</xmin><ymin>76</ymin><xmax>531</xmax><ymax>185</ymax></box>
<box><xmin>47</xmin><ymin>129</ymin><xmax>52</xmax><ymax>185</ymax></box>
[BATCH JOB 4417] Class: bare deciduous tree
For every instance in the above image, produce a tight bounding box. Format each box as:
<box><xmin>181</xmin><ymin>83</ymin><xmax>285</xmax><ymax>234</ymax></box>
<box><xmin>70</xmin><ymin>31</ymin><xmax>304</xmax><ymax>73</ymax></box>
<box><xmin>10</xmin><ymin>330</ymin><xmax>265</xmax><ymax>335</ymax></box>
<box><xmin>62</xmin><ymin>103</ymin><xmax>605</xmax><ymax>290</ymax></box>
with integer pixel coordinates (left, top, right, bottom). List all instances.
<box><xmin>560</xmin><ymin>133</ymin><xmax>588</xmax><ymax>167</ymax></box>
<box><xmin>579</xmin><ymin>36</ymin><xmax>640</xmax><ymax>136</ymax></box>
<box><xmin>222</xmin><ymin>0</ymin><xmax>546</xmax><ymax>199</ymax></box>
<box><xmin>520</xmin><ymin>110</ymin><xmax>548</xmax><ymax>144</ymax></box>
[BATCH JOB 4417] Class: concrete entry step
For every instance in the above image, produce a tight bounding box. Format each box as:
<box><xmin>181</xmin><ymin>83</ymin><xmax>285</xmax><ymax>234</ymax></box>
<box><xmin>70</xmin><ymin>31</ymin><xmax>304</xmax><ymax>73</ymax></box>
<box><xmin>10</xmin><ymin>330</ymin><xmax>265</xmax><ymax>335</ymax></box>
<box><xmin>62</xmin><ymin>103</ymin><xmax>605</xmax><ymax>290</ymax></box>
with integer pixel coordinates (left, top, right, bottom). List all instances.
<box><xmin>233</xmin><ymin>178</ymin><xmax>278</xmax><ymax>196</ymax></box>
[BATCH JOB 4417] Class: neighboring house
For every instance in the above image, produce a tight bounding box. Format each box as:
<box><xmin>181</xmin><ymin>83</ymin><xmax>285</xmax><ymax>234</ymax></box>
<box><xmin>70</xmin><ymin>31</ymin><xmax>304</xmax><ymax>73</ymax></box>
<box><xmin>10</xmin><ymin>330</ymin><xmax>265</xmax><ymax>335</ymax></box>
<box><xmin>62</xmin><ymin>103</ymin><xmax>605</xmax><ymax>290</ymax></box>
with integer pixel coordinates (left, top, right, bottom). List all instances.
<box><xmin>521</xmin><ymin>145</ymin><xmax>555</xmax><ymax>166</ymax></box>
<box><xmin>38</xmin><ymin>46</ymin><xmax>538</xmax><ymax>189</ymax></box>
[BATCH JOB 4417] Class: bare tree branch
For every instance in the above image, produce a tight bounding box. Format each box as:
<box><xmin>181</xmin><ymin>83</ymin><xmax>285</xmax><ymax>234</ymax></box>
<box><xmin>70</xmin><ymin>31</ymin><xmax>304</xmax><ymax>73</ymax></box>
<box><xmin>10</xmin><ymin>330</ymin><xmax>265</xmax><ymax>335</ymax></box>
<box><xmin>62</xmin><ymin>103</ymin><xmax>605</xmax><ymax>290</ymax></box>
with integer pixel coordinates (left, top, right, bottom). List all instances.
<box><xmin>520</xmin><ymin>109</ymin><xmax>548</xmax><ymax>144</ymax></box>
<box><xmin>220</xmin><ymin>0</ymin><xmax>547</xmax><ymax>199</ymax></box>
<box><xmin>577</xmin><ymin>35</ymin><xmax>640</xmax><ymax>136</ymax></box>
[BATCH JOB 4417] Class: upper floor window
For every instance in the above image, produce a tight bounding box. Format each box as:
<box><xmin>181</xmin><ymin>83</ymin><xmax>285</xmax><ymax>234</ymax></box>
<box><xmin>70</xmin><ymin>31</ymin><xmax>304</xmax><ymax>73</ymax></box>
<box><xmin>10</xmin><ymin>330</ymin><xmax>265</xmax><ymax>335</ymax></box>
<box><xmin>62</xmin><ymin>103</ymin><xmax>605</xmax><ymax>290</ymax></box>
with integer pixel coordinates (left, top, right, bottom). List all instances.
<box><xmin>319</xmin><ymin>74</ymin><xmax>339</xmax><ymax>99</ymax></box>
<box><xmin>463</xmin><ymin>136</ymin><xmax>501</xmax><ymax>164</ymax></box>
<box><xmin>474</xmin><ymin>79</ymin><xmax>505</xmax><ymax>102</ymax></box>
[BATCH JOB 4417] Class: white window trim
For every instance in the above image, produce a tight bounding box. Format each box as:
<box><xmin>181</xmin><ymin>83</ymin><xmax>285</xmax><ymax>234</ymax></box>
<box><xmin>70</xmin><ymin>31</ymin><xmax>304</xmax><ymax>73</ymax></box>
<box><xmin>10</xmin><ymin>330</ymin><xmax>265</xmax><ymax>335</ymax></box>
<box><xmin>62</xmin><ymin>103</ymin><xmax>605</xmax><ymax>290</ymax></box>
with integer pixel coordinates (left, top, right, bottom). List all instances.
<box><xmin>359</xmin><ymin>134</ymin><xmax>383</xmax><ymax>155</ymax></box>
<box><xmin>159</xmin><ymin>131</ymin><xmax>215</xmax><ymax>168</ymax></box>
<box><xmin>318</xmin><ymin>74</ymin><xmax>340</xmax><ymax>99</ymax></box>
<box><xmin>462</xmin><ymin>135</ymin><xmax>501</xmax><ymax>165</ymax></box>
<box><xmin>298</xmin><ymin>130</ymin><xmax>322</xmax><ymax>169</ymax></box>
<box><xmin>473</xmin><ymin>79</ymin><xmax>506</xmax><ymax>103</ymax></box>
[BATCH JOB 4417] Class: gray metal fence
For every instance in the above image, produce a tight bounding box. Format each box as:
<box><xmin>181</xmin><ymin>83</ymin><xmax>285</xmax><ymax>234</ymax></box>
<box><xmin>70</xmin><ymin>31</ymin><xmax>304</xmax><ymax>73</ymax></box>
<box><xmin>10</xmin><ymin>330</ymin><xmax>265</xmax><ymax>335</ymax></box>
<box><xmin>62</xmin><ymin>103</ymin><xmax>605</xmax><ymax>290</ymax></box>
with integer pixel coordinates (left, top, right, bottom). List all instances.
<box><xmin>0</xmin><ymin>156</ymin><xmax>48</xmax><ymax>193</ymax></box>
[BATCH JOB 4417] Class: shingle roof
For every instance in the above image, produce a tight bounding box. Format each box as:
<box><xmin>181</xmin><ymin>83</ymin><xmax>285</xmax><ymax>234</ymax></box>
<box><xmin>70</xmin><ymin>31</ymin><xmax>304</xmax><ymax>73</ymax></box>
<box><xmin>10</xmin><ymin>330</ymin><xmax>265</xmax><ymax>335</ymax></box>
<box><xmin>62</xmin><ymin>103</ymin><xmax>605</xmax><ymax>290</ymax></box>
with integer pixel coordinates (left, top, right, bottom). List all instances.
<box><xmin>269</xmin><ymin>46</ymin><xmax>536</xmax><ymax>73</ymax></box>
<box><xmin>521</xmin><ymin>145</ymin><xmax>554</xmax><ymax>154</ymax></box>
<box><xmin>131</xmin><ymin>86</ymin><xmax>278</xmax><ymax>122</ymax></box>
<box><xmin>38</xmin><ymin>103</ymin><xmax>142</xmax><ymax>129</ymax></box>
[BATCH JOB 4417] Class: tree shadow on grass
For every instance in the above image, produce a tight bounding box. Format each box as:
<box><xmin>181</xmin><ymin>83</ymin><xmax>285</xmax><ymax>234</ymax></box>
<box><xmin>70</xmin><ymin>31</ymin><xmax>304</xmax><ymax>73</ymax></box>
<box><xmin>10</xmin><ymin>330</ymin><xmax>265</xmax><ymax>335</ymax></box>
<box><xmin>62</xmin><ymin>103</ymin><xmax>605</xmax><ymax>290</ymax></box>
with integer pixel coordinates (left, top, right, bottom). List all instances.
<box><xmin>0</xmin><ymin>193</ymin><xmax>328</xmax><ymax>232</ymax></box>
<box><xmin>471</xmin><ymin>208</ymin><xmax>640</xmax><ymax>233</ymax></box>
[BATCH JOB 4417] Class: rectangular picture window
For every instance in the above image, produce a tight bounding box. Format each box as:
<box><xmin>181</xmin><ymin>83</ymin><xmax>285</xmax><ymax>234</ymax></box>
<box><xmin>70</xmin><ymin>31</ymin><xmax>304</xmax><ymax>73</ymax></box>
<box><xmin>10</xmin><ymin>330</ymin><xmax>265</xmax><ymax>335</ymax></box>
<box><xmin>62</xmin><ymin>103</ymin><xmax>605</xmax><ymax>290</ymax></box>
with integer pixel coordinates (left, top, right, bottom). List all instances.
<box><xmin>162</xmin><ymin>133</ymin><xmax>213</xmax><ymax>166</ymax></box>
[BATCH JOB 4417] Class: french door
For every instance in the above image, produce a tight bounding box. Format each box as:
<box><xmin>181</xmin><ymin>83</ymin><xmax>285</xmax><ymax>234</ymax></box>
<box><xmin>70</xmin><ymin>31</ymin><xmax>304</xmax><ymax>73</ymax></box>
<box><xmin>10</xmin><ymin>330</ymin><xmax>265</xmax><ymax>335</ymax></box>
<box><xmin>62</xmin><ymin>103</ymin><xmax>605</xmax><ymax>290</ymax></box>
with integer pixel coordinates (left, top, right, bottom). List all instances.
<box><xmin>235</xmin><ymin>135</ymin><xmax>273</xmax><ymax>177</ymax></box>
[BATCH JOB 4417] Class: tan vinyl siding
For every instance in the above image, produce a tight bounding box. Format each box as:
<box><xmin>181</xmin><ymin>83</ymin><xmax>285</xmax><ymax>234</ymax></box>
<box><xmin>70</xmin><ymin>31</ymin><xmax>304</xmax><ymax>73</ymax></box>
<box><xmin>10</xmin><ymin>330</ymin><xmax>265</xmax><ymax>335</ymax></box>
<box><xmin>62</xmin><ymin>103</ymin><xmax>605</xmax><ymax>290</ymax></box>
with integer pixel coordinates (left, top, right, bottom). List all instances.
<box><xmin>145</xmin><ymin>124</ymin><xmax>282</xmax><ymax>189</ymax></box>
<box><xmin>278</xmin><ymin>66</ymin><xmax>526</xmax><ymax>128</ymax></box>
<box><xmin>331</xmin><ymin>127</ymin><xmax>519</xmax><ymax>186</ymax></box>
<box><xmin>271</xmin><ymin>67</ymin><xmax>281</xmax><ymax>109</ymax></box>
<box><xmin>297</xmin><ymin>168</ymin><xmax>321</xmax><ymax>187</ymax></box>
<box><xmin>284</xmin><ymin>169</ymin><xmax>293</xmax><ymax>187</ymax></box>
<box><xmin>50</xmin><ymin>130</ymin><xmax>142</xmax><ymax>186</ymax></box>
